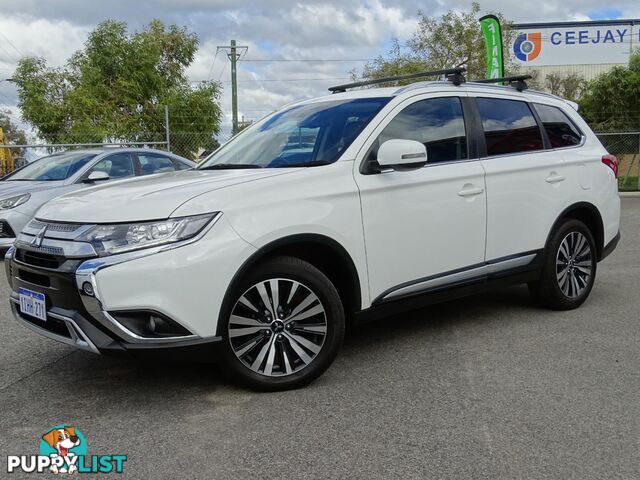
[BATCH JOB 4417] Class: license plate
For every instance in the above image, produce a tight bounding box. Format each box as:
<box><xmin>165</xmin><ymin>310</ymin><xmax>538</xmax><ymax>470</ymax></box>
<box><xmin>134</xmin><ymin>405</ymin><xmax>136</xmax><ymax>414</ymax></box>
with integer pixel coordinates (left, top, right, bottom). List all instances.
<box><xmin>18</xmin><ymin>287</ymin><xmax>46</xmax><ymax>322</ymax></box>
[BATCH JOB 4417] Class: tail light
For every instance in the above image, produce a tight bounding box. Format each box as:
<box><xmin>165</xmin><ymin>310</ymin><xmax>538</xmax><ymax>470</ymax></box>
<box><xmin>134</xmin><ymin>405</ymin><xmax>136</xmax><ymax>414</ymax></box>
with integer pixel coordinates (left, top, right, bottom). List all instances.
<box><xmin>602</xmin><ymin>154</ymin><xmax>618</xmax><ymax>178</ymax></box>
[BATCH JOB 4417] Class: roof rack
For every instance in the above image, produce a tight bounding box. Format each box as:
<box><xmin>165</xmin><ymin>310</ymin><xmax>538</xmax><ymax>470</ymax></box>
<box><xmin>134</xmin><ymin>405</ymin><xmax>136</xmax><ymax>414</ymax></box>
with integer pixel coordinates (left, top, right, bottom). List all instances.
<box><xmin>473</xmin><ymin>75</ymin><xmax>532</xmax><ymax>92</ymax></box>
<box><xmin>328</xmin><ymin>68</ymin><xmax>466</xmax><ymax>93</ymax></box>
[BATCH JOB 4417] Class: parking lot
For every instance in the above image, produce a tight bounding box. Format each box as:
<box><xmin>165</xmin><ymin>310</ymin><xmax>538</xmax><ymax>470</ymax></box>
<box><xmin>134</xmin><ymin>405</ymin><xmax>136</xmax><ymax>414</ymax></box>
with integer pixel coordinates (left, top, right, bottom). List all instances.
<box><xmin>0</xmin><ymin>197</ymin><xmax>637</xmax><ymax>479</ymax></box>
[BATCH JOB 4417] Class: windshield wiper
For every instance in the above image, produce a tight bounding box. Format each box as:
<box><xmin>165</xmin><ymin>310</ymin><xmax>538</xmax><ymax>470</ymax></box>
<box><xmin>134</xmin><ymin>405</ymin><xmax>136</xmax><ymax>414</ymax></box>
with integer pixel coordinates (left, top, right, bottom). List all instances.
<box><xmin>272</xmin><ymin>160</ymin><xmax>332</xmax><ymax>168</ymax></box>
<box><xmin>200</xmin><ymin>164</ymin><xmax>263</xmax><ymax>170</ymax></box>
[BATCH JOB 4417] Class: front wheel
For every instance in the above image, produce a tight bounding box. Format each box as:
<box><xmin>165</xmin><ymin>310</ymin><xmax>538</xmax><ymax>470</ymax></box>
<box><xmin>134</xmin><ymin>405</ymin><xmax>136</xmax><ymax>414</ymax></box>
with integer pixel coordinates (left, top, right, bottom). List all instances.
<box><xmin>529</xmin><ymin>219</ymin><xmax>597</xmax><ymax>310</ymax></box>
<box><xmin>219</xmin><ymin>256</ymin><xmax>345</xmax><ymax>391</ymax></box>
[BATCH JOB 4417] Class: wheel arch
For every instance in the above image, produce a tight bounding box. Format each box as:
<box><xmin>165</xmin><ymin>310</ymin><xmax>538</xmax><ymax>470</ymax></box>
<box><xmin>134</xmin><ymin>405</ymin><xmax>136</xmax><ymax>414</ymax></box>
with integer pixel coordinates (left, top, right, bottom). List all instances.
<box><xmin>546</xmin><ymin>202</ymin><xmax>605</xmax><ymax>260</ymax></box>
<box><xmin>217</xmin><ymin>234</ymin><xmax>362</xmax><ymax>335</ymax></box>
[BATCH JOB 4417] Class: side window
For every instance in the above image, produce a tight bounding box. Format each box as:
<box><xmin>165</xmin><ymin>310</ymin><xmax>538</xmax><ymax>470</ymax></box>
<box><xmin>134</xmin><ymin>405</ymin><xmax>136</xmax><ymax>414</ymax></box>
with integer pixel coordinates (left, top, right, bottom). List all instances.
<box><xmin>476</xmin><ymin>98</ymin><xmax>544</xmax><ymax>156</ymax></box>
<box><xmin>533</xmin><ymin>103</ymin><xmax>583</xmax><ymax>148</ymax></box>
<box><xmin>369</xmin><ymin>97</ymin><xmax>468</xmax><ymax>164</ymax></box>
<box><xmin>90</xmin><ymin>153</ymin><xmax>135</xmax><ymax>179</ymax></box>
<box><xmin>138</xmin><ymin>153</ymin><xmax>177</xmax><ymax>176</ymax></box>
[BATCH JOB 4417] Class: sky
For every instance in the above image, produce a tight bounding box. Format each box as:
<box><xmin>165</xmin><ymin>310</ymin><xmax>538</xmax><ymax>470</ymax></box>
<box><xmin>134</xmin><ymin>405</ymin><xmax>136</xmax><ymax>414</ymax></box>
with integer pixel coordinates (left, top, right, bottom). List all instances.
<box><xmin>0</xmin><ymin>0</ymin><xmax>639</xmax><ymax>141</ymax></box>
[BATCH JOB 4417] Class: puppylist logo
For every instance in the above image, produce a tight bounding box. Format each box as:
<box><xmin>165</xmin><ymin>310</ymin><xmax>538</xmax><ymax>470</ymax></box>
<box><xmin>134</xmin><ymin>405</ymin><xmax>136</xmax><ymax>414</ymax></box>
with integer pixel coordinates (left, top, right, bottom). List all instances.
<box><xmin>7</xmin><ymin>425</ymin><xmax>126</xmax><ymax>474</ymax></box>
<box><xmin>513</xmin><ymin>32</ymin><xmax>542</xmax><ymax>61</ymax></box>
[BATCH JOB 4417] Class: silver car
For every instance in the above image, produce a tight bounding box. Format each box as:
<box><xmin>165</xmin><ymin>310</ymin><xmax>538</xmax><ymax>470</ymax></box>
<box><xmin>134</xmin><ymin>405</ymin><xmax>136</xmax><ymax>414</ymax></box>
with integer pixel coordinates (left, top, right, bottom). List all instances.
<box><xmin>0</xmin><ymin>147</ymin><xmax>194</xmax><ymax>248</ymax></box>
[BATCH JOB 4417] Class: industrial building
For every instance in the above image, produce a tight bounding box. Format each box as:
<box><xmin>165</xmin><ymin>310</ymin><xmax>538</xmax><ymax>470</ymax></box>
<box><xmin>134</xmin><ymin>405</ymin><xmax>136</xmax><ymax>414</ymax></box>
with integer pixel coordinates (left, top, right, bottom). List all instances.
<box><xmin>511</xmin><ymin>19</ymin><xmax>640</xmax><ymax>81</ymax></box>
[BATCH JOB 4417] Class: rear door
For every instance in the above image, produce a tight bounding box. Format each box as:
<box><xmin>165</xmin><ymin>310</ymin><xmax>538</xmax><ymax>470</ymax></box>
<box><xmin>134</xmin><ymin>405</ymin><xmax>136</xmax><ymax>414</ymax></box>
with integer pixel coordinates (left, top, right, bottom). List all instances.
<box><xmin>472</xmin><ymin>95</ymin><xmax>572</xmax><ymax>261</ymax></box>
<box><xmin>354</xmin><ymin>93</ymin><xmax>487</xmax><ymax>303</ymax></box>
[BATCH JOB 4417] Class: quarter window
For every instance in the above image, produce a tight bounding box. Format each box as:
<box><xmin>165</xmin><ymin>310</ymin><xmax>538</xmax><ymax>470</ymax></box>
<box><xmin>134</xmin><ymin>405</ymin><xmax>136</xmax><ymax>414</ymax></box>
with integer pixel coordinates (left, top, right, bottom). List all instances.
<box><xmin>138</xmin><ymin>153</ymin><xmax>177</xmax><ymax>175</ymax></box>
<box><xmin>370</xmin><ymin>97</ymin><xmax>468</xmax><ymax>164</ymax></box>
<box><xmin>476</xmin><ymin>98</ymin><xmax>543</xmax><ymax>156</ymax></box>
<box><xmin>533</xmin><ymin>103</ymin><xmax>582</xmax><ymax>148</ymax></box>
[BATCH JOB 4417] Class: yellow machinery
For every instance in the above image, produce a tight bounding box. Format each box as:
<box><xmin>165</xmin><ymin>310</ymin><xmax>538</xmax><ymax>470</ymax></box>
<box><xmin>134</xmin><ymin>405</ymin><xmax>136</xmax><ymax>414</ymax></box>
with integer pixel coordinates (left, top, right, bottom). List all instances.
<box><xmin>0</xmin><ymin>127</ymin><xmax>14</xmax><ymax>175</ymax></box>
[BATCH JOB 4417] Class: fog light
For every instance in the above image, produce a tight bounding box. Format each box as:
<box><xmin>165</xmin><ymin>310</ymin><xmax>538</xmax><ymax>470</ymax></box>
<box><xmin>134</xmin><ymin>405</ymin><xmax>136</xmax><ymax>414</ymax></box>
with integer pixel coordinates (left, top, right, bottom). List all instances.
<box><xmin>82</xmin><ymin>282</ymin><xmax>94</xmax><ymax>296</ymax></box>
<box><xmin>109</xmin><ymin>310</ymin><xmax>193</xmax><ymax>338</ymax></box>
<box><xmin>147</xmin><ymin>315</ymin><xmax>159</xmax><ymax>333</ymax></box>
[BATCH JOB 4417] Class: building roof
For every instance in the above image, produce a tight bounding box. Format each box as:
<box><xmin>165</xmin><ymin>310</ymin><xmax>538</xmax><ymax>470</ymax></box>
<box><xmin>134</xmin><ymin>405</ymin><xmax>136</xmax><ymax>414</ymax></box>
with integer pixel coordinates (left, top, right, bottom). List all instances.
<box><xmin>514</xmin><ymin>18</ymin><xmax>640</xmax><ymax>29</ymax></box>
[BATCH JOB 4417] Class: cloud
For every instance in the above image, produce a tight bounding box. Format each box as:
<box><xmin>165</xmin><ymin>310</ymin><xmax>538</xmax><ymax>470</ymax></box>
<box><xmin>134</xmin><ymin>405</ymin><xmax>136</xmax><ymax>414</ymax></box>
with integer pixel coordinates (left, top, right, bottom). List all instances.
<box><xmin>2</xmin><ymin>0</ymin><xmax>640</xmax><ymax>140</ymax></box>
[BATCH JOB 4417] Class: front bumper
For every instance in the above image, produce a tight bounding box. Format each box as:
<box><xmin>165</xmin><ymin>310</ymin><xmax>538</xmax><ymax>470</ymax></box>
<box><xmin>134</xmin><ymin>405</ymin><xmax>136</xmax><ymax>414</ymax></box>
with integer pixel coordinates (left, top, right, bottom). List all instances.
<box><xmin>5</xmin><ymin>214</ymin><xmax>253</xmax><ymax>358</ymax></box>
<box><xmin>7</xmin><ymin>249</ymin><xmax>223</xmax><ymax>358</ymax></box>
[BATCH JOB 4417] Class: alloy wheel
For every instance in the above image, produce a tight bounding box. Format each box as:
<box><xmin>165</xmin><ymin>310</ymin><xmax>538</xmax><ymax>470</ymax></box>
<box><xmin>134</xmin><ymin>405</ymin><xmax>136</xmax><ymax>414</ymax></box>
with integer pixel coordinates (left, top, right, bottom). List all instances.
<box><xmin>228</xmin><ymin>278</ymin><xmax>328</xmax><ymax>377</ymax></box>
<box><xmin>555</xmin><ymin>231</ymin><xmax>593</xmax><ymax>299</ymax></box>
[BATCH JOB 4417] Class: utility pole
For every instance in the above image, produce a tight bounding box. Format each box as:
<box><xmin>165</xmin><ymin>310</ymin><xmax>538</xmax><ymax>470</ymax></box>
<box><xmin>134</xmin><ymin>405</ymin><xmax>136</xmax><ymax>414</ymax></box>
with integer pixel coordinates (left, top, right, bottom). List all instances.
<box><xmin>216</xmin><ymin>40</ymin><xmax>248</xmax><ymax>135</ymax></box>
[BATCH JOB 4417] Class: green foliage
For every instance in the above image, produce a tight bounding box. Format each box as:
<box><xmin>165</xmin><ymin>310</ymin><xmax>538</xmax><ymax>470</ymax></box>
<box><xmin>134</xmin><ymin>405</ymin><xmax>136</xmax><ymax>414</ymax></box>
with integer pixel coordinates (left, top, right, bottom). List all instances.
<box><xmin>356</xmin><ymin>2</ymin><xmax>519</xmax><ymax>84</ymax></box>
<box><xmin>579</xmin><ymin>51</ymin><xmax>640</xmax><ymax>131</ymax></box>
<box><xmin>545</xmin><ymin>72</ymin><xmax>587</xmax><ymax>102</ymax></box>
<box><xmin>0</xmin><ymin>110</ymin><xmax>28</xmax><ymax>155</ymax></box>
<box><xmin>13</xmin><ymin>20</ymin><xmax>222</xmax><ymax>158</ymax></box>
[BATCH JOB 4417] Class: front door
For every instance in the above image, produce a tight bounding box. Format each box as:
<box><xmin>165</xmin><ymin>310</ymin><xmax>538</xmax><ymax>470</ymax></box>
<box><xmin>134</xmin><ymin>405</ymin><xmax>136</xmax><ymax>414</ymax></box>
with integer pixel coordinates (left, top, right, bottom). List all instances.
<box><xmin>354</xmin><ymin>94</ymin><xmax>487</xmax><ymax>303</ymax></box>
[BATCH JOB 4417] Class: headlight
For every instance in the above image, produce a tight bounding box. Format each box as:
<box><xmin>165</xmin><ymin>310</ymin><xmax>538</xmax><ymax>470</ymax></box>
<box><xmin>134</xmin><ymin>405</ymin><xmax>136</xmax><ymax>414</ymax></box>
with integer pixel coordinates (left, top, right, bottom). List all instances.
<box><xmin>0</xmin><ymin>193</ymin><xmax>30</xmax><ymax>209</ymax></box>
<box><xmin>76</xmin><ymin>213</ymin><xmax>218</xmax><ymax>256</ymax></box>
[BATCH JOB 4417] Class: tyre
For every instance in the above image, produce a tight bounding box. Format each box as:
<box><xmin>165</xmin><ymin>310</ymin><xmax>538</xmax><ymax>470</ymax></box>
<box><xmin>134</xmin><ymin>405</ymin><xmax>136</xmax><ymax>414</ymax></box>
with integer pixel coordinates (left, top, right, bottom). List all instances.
<box><xmin>529</xmin><ymin>219</ymin><xmax>597</xmax><ymax>310</ymax></box>
<box><xmin>219</xmin><ymin>256</ymin><xmax>345</xmax><ymax>391</ymax></box>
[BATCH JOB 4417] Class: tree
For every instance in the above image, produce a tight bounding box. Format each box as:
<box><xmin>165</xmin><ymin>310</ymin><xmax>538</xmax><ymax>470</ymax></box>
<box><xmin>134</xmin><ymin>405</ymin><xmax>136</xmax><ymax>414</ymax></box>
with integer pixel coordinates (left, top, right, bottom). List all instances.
<box><xmin>579</xmin><ymin>51</ymin><xmax>640</xmax><ymax>131</ymax></box>
<box><xmin>356</xmin><ymin>3</ymin><xmax>519</xmax><ymax>84</ymax></box>
<box><xmin>580</xmin><ymin>51</ymin><xmax>640</xmax><ymax>189</ymax></box>
<box><xmin>13</xmin><ymin>20</ymin><xmax>222</xmax><ymax>158</ymax></box>
<box><xmin>0</xmin><ymin>110</ymin><xmax>28</xmax><ymax>155</ymax></box>
<box><xmin>545</xmin><ymin>72</ymin><xmax>587</xmax><ymax>102</ymax></box>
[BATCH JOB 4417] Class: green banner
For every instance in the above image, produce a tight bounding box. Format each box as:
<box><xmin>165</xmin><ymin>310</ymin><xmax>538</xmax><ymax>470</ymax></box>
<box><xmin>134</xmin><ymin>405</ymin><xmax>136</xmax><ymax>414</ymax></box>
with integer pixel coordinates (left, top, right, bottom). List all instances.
<box><xmin>479</xmin><ymin>15</ymin><xmax>504</xmax><ymax>79</ymax></box>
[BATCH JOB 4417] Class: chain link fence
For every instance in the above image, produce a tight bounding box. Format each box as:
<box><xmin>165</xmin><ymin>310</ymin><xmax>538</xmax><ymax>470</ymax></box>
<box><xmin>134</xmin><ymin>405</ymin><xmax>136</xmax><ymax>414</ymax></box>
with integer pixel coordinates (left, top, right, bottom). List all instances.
<box><xmin>0</xmin><ymin>104</ymin><xmax>221</xmax><ymax>176</ymax></box>
<box><xmin>596</xmin><ymin>132</ymin><xmax>640</xmax><ymax>191</ymax></box>
<box><xmin>1</xmin><ymin>124</ymin><xmax>638</xmax><ymax>192</ymax></box>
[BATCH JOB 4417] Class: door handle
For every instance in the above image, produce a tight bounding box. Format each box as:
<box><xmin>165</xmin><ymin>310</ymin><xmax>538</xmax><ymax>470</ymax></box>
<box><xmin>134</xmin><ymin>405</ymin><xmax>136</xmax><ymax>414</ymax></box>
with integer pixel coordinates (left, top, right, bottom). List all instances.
<box><xmin>545</xmin><ymin>174</ymin><xmax>566</xmax><ymax>184</ymax></box>
<box><xmin>457</xmin><ymin>187</ymin><xmax>484</xmax><ymax>197</ymax></box>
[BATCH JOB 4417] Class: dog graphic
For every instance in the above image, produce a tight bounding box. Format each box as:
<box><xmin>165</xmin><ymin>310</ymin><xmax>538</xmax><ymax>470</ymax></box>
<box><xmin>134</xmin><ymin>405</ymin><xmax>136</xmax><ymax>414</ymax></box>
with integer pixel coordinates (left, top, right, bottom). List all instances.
<box><xmin>41</xmin><ymin>426</ymin><xmax>81</xmax><ymax>474</ymax></box>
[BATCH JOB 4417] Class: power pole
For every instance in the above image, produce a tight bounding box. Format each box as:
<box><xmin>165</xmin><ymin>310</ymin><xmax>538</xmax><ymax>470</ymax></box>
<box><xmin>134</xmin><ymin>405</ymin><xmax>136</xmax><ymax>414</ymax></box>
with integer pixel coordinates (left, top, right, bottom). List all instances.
<box><xmin>216</xmin><ymin>40</ymin><xmax>248</xmax><ymax>135</ymax></box>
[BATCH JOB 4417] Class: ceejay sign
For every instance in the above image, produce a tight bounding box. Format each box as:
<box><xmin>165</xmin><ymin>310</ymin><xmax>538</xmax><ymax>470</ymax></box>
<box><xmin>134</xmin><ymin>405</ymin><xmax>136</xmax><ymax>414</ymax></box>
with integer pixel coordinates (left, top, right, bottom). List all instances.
<box><xmin>511</xmin><ymin>21</ymin><xmax>640</xmax><ymax>66</ymax></box>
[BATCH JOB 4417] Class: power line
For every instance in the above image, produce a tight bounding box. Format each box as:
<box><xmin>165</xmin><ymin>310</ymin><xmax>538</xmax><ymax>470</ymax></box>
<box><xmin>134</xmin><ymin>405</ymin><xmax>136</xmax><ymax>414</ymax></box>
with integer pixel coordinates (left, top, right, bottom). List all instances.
<box><xmin>207</xmin><ymin>49</ymin><xmax>220</xmax><ymax>81</ymax></box>
<box><xmin>0</xmin><ymin>31</ymin><xmax>25</xmax><ymax>58</ymax></box>
<box><xmin>191</xmin><ymin>76</ymin><xmax>351</xmax><ymax>84</ymax></box>
<box><xmin>240</xmin><ymin>58</ymin><xmax>374</xmax><ymax>63</ymax></box>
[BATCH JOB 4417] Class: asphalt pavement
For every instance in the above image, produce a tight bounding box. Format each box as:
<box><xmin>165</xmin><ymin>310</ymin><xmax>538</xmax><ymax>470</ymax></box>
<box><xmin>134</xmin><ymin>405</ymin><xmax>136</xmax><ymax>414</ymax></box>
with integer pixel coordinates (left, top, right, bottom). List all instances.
<box><xmin>1</xmin><ymin>198</ymin><xmax>639</xmax><ymax>479</ymax></box>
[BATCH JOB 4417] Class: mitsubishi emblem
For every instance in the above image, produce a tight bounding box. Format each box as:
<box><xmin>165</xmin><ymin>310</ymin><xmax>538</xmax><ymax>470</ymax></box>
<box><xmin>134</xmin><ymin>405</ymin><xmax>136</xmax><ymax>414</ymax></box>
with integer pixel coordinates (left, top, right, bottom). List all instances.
<box><xmin>30</xmin><ymin>226</ymin><xmax>47</xmax><ymax>248</ymax></box>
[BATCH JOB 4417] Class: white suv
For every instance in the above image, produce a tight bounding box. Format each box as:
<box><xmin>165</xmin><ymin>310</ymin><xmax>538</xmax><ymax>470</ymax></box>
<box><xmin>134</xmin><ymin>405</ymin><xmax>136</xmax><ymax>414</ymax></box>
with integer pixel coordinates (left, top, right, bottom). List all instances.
<box><xmin>6</xmin><ymin>71</ymin><xmax>620</xmax><ymax>390</ymax></box>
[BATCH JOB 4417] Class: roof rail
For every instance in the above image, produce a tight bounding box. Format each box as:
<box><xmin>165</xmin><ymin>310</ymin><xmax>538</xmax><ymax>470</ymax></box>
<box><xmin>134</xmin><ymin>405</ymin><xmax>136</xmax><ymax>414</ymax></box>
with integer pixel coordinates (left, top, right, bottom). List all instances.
<box><xmin>473</xmin><ymin>75</ymin><xmax>532</xmax><ymax>92</ymax></box>
<box><xmin>328</xmin><ymin>68</ymin><xmax>466</xmax><ymax>93</ymax></box>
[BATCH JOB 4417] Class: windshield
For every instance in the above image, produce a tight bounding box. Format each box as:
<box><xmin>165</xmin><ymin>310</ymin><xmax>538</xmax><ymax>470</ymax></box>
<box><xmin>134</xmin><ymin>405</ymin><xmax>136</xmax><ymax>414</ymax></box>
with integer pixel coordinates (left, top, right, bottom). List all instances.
<box><xmin>199</xmin><ymin>97</ymin><xmax>390</xmax><ymax>169</ymax></box>
<box><xmin>7</xmin><ymin>152</ymin><xmax>97</xmax><ymax>181</ymax></box>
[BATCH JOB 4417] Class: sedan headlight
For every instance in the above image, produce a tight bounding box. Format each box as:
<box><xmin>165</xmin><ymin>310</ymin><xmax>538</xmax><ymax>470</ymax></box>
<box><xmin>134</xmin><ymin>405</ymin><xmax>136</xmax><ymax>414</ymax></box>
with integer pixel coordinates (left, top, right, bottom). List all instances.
<box><xmin>76</xmin><ymin>213</ymin><xmax>218</xmax><ymax>256</ymax></box>
<box><xmin>0</xmin><ymin>193</ymin><xmax>30</xmax><ymax>210</ymax></box>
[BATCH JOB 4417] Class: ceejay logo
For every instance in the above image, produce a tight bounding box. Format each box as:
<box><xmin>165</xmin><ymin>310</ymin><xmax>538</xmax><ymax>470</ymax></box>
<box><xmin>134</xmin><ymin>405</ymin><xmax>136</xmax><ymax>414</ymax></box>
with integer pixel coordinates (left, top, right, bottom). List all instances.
<box><xmin>7</xmin><ymin>425</ymin><xmax>126</xmax><ymax>474</ymax></box>
<box><xmin>513</xmin><ymin>32</ymin><xmax>542</xmax><ymax>62</ymax></box>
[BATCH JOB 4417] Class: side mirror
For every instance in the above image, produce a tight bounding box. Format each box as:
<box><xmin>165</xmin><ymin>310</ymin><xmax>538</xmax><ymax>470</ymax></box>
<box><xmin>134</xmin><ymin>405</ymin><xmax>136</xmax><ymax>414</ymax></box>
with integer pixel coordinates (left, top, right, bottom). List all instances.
<box><xmin>83</xmin><ymin>171</ymin><xmax>110</xmax><ymax>183</ymax></box>
<box><xmin>377</xmin><ymin>139</ymin><xmax>427</xmax><ymax>171</ymax></box>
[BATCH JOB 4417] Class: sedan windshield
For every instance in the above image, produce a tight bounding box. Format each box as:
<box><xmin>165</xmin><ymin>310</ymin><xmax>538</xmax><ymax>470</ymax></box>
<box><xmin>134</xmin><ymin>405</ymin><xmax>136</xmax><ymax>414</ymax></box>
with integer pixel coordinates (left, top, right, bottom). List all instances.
<box><xmin>7</xmin><ymin>152</ymin><xmax>97</xmax><ymax>181</ymax></box>
<box><xmin>199</xmin><ymin>97</ymin><xmax>390</xmax><ymax>169</ymax></box>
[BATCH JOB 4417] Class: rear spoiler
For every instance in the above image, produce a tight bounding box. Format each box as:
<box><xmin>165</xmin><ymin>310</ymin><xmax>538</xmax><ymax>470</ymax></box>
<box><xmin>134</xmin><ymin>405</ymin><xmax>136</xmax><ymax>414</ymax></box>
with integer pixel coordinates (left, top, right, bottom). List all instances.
<box><xmin>566</xmin><ymin>100</ymin><xmax>579</xmax><ymax>111</ymax></box>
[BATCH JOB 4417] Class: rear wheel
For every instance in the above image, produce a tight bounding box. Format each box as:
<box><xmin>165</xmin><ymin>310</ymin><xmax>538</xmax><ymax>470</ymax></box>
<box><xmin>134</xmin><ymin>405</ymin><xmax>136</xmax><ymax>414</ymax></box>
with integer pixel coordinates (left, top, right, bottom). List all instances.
<box><xmin>529</xmin><ymin>219</ymin><xmax>597</xmax><ymax>310</ymax></box>
<box><xmin>219</xmin><ymin>256</ymin><xmax>345</xmax><ymax>390</ymax></box>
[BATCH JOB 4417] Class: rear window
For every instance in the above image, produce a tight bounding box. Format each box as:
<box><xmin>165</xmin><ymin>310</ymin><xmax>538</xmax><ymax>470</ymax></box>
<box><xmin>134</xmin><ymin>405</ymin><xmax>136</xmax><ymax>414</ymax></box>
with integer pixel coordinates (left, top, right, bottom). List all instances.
<box><xmin>476</xmin><ymin>98</ymin><xmax>543</xmax><ymax>156</ymax></box>
<box><xmin>533</xmin><ymin>103</ymin><xmax>583</xmax><ymax>148</ymax></box>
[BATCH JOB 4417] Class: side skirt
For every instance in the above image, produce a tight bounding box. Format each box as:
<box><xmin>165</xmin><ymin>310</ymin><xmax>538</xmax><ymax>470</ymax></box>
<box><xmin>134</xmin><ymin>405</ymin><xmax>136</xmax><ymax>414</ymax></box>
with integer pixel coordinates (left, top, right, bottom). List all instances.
<box><xmin>354</xmin><ymin>251</ymin><xmax>542</xmax><ymax>324</ymax></box>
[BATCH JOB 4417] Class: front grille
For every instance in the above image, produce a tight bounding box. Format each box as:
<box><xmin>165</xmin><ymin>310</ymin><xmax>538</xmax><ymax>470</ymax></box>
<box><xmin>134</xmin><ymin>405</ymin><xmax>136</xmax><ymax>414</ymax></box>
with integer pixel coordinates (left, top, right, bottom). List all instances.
<box><xmin>28</xmin><ymin>219</ymin><xmax>83</xmax><ymax>233</ymax></box>
<box><xmin>0</xmin><ymin>220</ymin><xmax>15</xmax><ymax>238</ymax></box>
<box><xmin>15</xmin><ymin>249</ymin><xmax>63</xmax><ymax>269</ymax></box>
<box><xmin>18</xmin><ymin>269</ymin><xmax>51</xmax><ymax>287</ymax></box>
